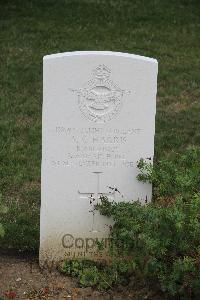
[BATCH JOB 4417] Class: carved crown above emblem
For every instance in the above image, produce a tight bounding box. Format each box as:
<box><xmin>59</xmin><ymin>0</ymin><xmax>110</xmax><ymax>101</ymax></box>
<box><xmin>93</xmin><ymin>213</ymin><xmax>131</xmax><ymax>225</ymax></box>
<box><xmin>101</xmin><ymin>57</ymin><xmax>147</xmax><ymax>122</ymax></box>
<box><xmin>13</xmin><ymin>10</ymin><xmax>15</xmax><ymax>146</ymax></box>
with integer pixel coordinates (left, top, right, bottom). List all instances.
<box><xmin>93</xmin><ymin>65</ymin><xmax>111</xmax><ymax>81</ymax></box>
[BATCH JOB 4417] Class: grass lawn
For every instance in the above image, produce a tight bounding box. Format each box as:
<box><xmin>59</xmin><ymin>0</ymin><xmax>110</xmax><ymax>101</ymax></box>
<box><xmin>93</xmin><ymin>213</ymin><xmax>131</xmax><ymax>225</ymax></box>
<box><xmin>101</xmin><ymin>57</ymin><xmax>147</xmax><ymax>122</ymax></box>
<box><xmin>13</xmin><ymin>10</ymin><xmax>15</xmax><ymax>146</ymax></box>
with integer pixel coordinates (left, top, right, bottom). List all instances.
<box><xmin>0</xmin><ymin>0</ymin><xmax>200</xmax><ymax>252</ymax></box>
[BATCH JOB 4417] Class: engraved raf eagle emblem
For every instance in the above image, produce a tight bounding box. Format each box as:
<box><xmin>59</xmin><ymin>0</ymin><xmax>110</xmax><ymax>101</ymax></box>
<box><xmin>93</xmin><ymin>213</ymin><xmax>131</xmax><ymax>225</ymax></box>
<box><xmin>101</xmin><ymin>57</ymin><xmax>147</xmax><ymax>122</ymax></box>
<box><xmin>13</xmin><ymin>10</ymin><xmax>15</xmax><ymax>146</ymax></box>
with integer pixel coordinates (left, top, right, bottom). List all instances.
<box><xmin>71</xmin><ymin>65</ymin><xmax>129</xmax><ymax>123</ymax></box>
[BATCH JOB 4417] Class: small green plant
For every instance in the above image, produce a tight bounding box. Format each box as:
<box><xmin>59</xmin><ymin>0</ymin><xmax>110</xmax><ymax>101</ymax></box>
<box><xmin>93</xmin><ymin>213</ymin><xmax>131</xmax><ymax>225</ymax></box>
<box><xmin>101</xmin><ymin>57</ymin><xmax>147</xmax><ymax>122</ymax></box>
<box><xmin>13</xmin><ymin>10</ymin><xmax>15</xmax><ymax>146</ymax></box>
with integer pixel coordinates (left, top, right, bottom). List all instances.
<box><xmin>96</xmin><ymin>146</ymin><xmax>200</xmax><ymax>298</ymax></box>
<box><xmin>98</xmin><ymin>194</ymin><xmax>200</xmax><ymax>297</ymax></box>
<box><xmin>60</xmin><ymin>259</ymin><xmax>123</xmax><ymax>290</ymax></box>
<box><xmin>60</xmin><ymin>259</ymin><xmax>96</xmax><ymax>276</ymax></box>
<box><xmin>137</xmin><ymin>146</ymin><xmax>200</xmax><ymax>201</ymax></box>
<box><xmin>79</xmin><ymin>266</ymin><xmax>99</xmax><ymax>287</ymax></box>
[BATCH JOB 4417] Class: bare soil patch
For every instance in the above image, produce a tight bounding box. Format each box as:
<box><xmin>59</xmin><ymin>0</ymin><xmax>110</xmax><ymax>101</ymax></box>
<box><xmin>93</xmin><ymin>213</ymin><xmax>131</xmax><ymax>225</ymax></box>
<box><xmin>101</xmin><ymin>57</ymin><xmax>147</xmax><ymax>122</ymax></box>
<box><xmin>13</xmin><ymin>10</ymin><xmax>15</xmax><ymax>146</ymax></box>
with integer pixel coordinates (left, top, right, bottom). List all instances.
<box><xmin>0</xmin><ymin>254</ymin><xmax>167</xmax><ymax>300</ymax></box>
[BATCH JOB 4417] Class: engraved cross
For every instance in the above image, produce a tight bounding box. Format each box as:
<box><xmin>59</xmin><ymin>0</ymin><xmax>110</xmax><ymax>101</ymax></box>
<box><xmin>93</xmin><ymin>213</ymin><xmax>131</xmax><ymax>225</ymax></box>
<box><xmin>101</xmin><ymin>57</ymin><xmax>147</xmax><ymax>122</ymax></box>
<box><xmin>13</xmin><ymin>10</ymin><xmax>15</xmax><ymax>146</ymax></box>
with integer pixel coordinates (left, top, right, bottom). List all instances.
<box><xmin>78</xmin><ymin>172</ymin><xmax>115</xmax><ymax>233</ymax></box>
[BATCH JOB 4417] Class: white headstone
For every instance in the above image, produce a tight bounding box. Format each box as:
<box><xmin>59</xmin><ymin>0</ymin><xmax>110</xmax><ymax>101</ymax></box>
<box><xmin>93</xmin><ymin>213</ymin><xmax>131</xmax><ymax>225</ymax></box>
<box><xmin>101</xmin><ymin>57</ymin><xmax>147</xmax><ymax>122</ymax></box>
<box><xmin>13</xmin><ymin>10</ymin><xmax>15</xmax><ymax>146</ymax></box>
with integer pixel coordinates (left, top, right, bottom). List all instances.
<box><xmin>40</xmin><ymin>51</ymin><xmax>158</xmax><ymax>265</ymax></box>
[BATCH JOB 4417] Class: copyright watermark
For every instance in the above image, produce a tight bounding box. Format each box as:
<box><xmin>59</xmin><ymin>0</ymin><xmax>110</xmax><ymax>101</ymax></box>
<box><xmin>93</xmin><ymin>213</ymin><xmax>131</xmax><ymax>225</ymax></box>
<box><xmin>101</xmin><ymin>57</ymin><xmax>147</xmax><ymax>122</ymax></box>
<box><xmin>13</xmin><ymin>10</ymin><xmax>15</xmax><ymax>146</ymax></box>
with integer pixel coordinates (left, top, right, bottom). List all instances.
<box><xmin>62</xmin><ymin>234</ymin><xmax>111</xmax><ymax>252</ymax></box>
